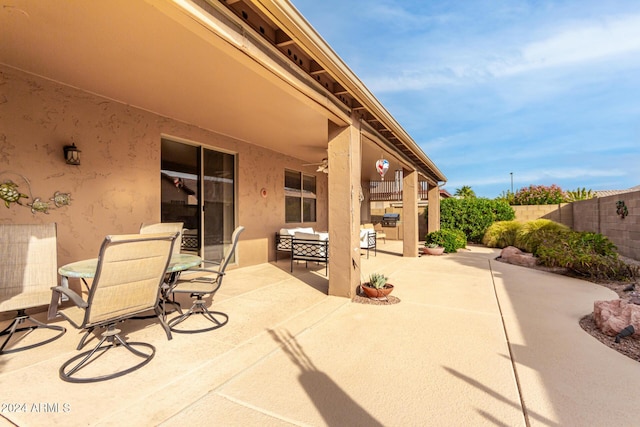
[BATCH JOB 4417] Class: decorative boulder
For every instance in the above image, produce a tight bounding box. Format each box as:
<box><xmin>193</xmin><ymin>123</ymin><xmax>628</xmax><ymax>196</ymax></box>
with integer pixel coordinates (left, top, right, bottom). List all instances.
<box><xmin>498</xmin><ymin>246</ymin><xmax>538</xmax><ymax>268</ymax></box>
<box><xmin>593</xmin><ymin>299</ymin><xmax>640</xmax><ymax>337</ymax></box>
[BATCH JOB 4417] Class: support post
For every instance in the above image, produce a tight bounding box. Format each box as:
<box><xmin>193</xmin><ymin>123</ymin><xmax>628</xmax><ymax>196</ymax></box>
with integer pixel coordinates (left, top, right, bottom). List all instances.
<box><xmin>427</xmin><ymin>183</ymin><xmax>441</xmax><ymax>233</ymax></box>
<box><xmin>327</xmin><ymin>120</ymin><xmax>361</xmax><ymax>298</ymax></box>
<box><xmin>402</xmin><ymin>168</ymin><xmax>419</xmax><ymax>257</ymax></box>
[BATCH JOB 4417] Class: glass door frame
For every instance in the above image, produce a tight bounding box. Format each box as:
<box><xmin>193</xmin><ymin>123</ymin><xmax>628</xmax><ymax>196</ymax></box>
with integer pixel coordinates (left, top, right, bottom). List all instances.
<box><xmin>160</xmin><ymin>136</ymin><xmax>238</xmax><ymax>262</ymax></box>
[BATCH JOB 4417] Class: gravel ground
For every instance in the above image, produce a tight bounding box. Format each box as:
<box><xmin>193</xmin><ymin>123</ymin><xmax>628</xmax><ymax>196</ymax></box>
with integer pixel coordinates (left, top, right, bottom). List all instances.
<box><xmin>353</xmin><ymin>286</ymin><xmax>401</xmax><ymax>305</ymax></box>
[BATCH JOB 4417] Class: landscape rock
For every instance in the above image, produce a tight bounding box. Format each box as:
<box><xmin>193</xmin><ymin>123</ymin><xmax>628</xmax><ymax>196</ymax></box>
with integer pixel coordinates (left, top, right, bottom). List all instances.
<box><xmin>593</xmin><ymin>299</ymin><xmax>640</xmax><ymax>337</ymax></box>
<box><xmin>498</xmin><ymin>246</ymin><xmax>538</xmax><ymax>268</ymax></box>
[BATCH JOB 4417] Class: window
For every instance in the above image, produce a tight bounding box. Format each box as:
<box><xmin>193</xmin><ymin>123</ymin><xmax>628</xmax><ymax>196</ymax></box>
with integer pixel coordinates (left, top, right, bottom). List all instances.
<box><xmin>285</xmin><ymin>169</ymin><xmax>316</xmax><ymax>223</ymax></box>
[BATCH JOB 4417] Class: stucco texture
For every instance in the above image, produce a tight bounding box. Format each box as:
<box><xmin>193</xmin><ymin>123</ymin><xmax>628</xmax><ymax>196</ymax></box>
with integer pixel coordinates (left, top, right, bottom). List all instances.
<box><xmin>0</xmin><ymin>65</ymin><xmax>327</xmax><ymax>274</ymax></box>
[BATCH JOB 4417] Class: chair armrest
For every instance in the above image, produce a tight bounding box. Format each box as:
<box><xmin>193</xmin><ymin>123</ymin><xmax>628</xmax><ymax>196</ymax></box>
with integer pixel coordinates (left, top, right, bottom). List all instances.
<box><xmin>52</xmin><ymin>286</ymin><xmax>88</xmax><ymax>308</ymax></box>
<box><xmin>48</xmin><ymin>286</ymin><xmax>88</xmax><ymax>320</ymax></box>
<box><xmin>176</xmin><ymin>268</ymin><xmax>224</xmax><ymax>285</ymax></box>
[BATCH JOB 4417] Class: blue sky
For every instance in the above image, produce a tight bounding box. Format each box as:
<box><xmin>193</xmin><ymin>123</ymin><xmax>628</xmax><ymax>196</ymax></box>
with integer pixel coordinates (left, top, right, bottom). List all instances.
<box><xmin>291</xmin><ymin>0</ymin><xmax>640</xmax><ymax>198</ymax></box>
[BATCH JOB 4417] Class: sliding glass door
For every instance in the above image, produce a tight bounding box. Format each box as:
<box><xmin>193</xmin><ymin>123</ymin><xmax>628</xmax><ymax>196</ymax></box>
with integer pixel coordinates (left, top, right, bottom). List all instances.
<box><xmin>161</xmin><ymin>138</ymin><xmax>236</xmax><ymax>262</ymax></box>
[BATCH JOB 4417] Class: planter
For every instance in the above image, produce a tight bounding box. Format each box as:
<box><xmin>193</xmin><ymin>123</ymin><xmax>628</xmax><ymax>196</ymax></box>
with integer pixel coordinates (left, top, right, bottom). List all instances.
<box><xmin>423</xmin><ymin>246</ymin><xmax>445</xmax><ymax>255</ymax></box>
<box><xmin>361</xmin><ymin>283</ymin><xmax>394</xmax><ymax>299</ymax></box>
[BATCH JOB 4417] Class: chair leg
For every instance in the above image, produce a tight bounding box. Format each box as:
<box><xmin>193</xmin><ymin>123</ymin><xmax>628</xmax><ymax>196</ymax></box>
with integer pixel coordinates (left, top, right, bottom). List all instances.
<box><xmin>0</xmin><ymin>310</ymin><xmax>66</xmax><ymax>354</ymax></box>
<box><xmin>76</xmin><ymin>327</ymin><xmax>95</xmax><ymax>350</ymax></box>
<box><xmin>168</xmin><ymin>294</ymin><xmax>228</xmax><ymax>334</ymax></box>
<box><xmin>155</xmin><ymin>306</ymin><xmax>173</xmax><ymax>341</ymax></box>
<box><xmin>60</xmin><ymin>324</ymin><xmax>155</xmax><ymax>383</ymax></box>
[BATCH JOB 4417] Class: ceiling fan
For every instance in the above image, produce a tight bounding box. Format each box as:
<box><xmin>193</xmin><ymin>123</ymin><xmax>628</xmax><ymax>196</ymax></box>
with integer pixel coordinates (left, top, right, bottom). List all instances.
<box><xmin>302</xmin><ymin>158</ymin><xmax>328</xmax><ymax>173</ymax></box>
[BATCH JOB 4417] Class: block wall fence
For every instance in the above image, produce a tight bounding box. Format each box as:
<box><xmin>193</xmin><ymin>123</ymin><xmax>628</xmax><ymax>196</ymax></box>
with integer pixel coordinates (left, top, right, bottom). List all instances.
<box><xmin>572</xmin><ymin>191</ymin><xmax>640</xmax><ymax>261</ymax></box>
<box><xmin>513</xmin><ymin>191</ymin><xmax>639</xmax><ymax>260</ymax></box>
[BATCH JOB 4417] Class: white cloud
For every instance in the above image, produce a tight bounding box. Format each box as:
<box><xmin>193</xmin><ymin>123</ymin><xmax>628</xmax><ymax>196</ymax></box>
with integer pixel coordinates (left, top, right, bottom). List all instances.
<box><xmin>492</xmin><ymin>14</ymin><xmax>640</xmax><ymax>76</ymax></box>
<box><xmin>366</xmin><ymin>14</ymin><xmax>640</xmax><ymax>93</ymax></box>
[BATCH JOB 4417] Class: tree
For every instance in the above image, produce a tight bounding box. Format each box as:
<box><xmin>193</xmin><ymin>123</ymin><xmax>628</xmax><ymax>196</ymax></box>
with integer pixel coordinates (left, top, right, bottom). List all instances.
<box><xmin>566</xmin><ymin>187</ymin><xmax>596</xmax><ymax>202</ymax></box>
<box><xmin>454</xmin><ymin>185</ymin><xmax>476</xmax><ymax>199</ymax></box>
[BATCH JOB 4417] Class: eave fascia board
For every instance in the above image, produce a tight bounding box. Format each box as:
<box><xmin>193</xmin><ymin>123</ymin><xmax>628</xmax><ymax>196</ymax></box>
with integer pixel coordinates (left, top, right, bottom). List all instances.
<box><xmin>157</xmin><ymin>0</ymin><xmax>351</xmax><ymax>126</ymax></box>
<box><xmin>252</xmin><ymin>0</ymin><xmax>447</xmax><ymax>182</ymax></box>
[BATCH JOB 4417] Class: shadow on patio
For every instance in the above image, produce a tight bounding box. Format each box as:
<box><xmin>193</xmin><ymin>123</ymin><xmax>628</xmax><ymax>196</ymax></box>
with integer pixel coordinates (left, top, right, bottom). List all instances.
<box><xmin>2</xmin><ymin>241</ymin><xmax>638</xmax><ymax>425</ymax></box>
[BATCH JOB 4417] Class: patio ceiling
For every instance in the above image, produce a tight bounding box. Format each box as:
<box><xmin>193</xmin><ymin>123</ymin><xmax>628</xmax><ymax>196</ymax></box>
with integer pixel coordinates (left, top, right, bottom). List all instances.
<box><xmin>1</xmin><ymin>0</ymin><xmax>445</xmax><ymax>185</ymax></box>
<box><xmin>0</xmin><ymin>0</ymin><xmax>330</xmax><ymax>163</ymax></box>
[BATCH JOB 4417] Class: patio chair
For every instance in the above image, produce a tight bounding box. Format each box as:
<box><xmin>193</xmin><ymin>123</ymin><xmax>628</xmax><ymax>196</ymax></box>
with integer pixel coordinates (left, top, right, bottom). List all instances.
<box><xmin>1</xmin><ymin>224</ymin><xmax>66</xmax><ymax>354</ymax></box>
<box><xmin>360</xmin><ymin>229</ymin><xmax>377</xmax><ymax>259</ymax></box>
<box><xmin>140</xmin><ymin>222</ymin><xmax>184</xmax><ymax>315</ymax></box>
<box><xmin>373</xmin><ymin>223</ymin><xmax>386</xmax><ymax>244</ymax></box>
<box><xmin>48</xmin><ymin>232</ymin><xmax>178</xmax><ymax>383</ymax></box>
<box><xmin>291</xmin><ymin>232</ymin><xmax>329</xmax><ymax>275</ymax></box>
<box><xmin>140</xmin><ymin>222</ymin><xmax>183</xmax><ymax>254</ymax></box>
<box><xmin>167</xmin><ymin>226</ymin><xmax>244</xmax><ymax>334</ymax></box>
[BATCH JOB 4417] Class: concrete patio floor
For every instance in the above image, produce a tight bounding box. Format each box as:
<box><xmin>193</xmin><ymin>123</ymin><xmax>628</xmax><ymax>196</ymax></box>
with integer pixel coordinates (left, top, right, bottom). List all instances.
<box><xmin>1</xmin><ymin>241</ymin><xmax>639</xmax><ymax>426</ymax></box>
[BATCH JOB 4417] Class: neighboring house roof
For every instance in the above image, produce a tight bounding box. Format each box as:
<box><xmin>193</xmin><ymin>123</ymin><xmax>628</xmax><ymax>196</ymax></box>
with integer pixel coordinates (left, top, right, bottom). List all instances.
<box><xmin>440</xmin><ymin>189</ymin><xmax>452</xmax><ymax>198</ymax></box>
<box><xmin>595</xmin><ymin>185</ymin><xmax>640</xmax><ymax>198</ymax></box>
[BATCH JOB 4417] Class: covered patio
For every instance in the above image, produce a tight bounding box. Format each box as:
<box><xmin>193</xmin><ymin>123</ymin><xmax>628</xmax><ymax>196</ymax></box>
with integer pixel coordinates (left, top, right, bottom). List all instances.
<box><xmin>0</xmin><ymin>0</ymin><xmax>446</xmax><ymax>299</ymax></box>
<box><xmin>2</xmin><ymin>243</ymin><xmax>639</xmax><ymax>426</ymax></box>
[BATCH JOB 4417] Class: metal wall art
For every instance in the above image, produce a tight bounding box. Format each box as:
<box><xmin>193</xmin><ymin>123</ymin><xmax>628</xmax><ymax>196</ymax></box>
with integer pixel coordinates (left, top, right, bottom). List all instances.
<box><xmin>616</xmin><ymin>200</ymin><xmax>629</xmax><ymax>219</ymax></box>
<box><xmin>0</xmin><ymin>171</ymin><xmax>71</xmax><ymax>214</ymax></box>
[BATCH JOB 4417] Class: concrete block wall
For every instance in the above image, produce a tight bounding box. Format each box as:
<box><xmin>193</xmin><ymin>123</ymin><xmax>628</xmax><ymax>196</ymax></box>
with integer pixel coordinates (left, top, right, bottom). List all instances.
<box><xmin>512</xmin><ymin>203</ymin><xmax>573</xmax><ymax>228</ymax></box>
<box><xmin>573</xmin><ymin>191</ymin><xmax>640</xmax><ymax>260</ymax></box>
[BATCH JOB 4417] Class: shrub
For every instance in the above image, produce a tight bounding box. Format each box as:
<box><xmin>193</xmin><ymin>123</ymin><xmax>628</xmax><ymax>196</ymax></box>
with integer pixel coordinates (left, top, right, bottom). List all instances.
<box><xmin>482</xmin><ymin>221</ymin><xmax>523</xmax><ymax>248</ymax></box>
<box><xmin>515</xmin><ymin>219</ymin><xmax>570</xmax><ymax>254</ymax></box>
<box><xmin>536</xmin><ymin>230</ymin><xmax>635</xmax><ymax>280</ymax></box>
<box><xmin>513</xmin><ymin>184</ymin><xmax>567</xmax><ymax>205</ymax></box>
<box><xmin>425</xmin><ymin>229</ymin><xmax>467</xmax><ymax>253</ymax></box>
<box><xmin>495</xmin><ymin>191</ymin><xmax>515</xmax><ymax>205</ymax></box>
<box><xmin>436</xmin><ymin>198</ymin><xmax>515</xmax><ymax>243</ymax></box>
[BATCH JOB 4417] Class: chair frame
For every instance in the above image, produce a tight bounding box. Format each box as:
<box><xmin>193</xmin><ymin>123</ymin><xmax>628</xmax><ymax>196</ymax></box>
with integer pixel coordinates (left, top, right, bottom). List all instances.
<box><xmin>361</xmin><ymin>231</ymin><xmax>377</xmax><ymax>259</ymax></box>
<box><xmin>49</xmin><ymin>232</ymin><xmax>177</xmax><ymax>383</ymax></box>
<box><xmin>0</xmin><ymin>309</ymin><xmax>66</xmax><ymax>354</ymax></box>
<box><xmin>139</xmin><ymin>222</ymin><xmax>184</xmax><ymax>317</ymax></box>
<box><xmin>168</xmin><ymin>226</ymin><xmax>244</xmax><ymax>334</ymax></box>
<box><xmin>290</xmin><ymin>238</ymin><xmax>329</xmax><ymax>275</ymax></box>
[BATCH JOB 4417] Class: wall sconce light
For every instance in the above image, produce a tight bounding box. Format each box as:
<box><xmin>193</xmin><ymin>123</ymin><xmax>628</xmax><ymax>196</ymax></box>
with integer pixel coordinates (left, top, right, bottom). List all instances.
<box><xmin>63</xmin><ymin>143</ymin><xmax>81</xmax><ymax>165</ymax></box>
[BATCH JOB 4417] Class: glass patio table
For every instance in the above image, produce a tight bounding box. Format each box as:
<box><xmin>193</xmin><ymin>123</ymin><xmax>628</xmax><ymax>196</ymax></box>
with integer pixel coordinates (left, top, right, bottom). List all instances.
<box><xmin>58</xmin><ymin>253</ymin><xmax>202</xmax><ymax>281</ymax></box>
<box><xmin>58</xmin><ymin>253</ymin><xmax>202</xmax><ymax>313</ymax></box>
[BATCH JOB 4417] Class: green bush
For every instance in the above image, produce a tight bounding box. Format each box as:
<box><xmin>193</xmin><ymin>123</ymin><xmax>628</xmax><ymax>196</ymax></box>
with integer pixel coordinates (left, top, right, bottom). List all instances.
<box><xmin>536</xmin><ymin>230</ymin><xmax>634</xmax><ymax>280</ymax></box>
<box><xmin>435</xmin><ymin>198</ymin><xmax>515</xmax><ymax>243</ymax></box>
<box><xmin>515</xmin><ymin>219</ymin><xmax>570</xmax><ymax>254</ymax></box>
<box><xmin>425</xmin><ymin>229</ymin><xmax>467</xmax><ymax>253</ymax></box>
<box><xmin>482</xmin><ymin>221</ymin><xmax>522</xmax><ymax>248</ymax></box>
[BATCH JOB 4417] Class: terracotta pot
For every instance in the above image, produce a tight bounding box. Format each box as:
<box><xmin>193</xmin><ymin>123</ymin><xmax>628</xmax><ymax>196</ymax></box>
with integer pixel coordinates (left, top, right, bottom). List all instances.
<box><xmin>361</xmin><ymin>283</ymin><xmax>394</xmax><ymax>298</ymax></box>
<box><xmin>423</xmin><ymin>246</ymin><xmax>445</xmax><ymax>255</ymax></box>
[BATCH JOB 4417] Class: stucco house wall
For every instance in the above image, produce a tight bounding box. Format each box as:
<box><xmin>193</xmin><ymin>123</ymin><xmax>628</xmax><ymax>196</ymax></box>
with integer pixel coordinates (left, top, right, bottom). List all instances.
<box><xmin>0</xmin><ymin>65</ymin><xmax>328</xmax><ymax>273</ymax></box>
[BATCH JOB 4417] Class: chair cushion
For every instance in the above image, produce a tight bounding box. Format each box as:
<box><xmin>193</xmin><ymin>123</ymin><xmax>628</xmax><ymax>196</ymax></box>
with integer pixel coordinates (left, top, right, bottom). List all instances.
<box><xmin>279</xmin><ymin>227</ymin><xmax>315</xmax><ymax>236</ymax></box>
<box><xmin>360</xmin><ymin>230</ymin><xmax>375</xmax><ymax>248</ymax></box>
<box><xmin>294</xmin><ymin>232</ymin><xmax>319</xmax><ymax>240</ymax></box>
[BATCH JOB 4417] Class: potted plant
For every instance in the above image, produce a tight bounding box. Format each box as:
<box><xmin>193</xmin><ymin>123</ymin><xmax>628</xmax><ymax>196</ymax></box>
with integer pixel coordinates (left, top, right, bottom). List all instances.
<box><xmin>361</xmin><ymin>273</ymin><xmax>394</xmax><ymax>298</ymax></box>
<box><xmin>423</xmin><ymin>242</ymin><xmax>445</xmax><ymax>255</ymax></box>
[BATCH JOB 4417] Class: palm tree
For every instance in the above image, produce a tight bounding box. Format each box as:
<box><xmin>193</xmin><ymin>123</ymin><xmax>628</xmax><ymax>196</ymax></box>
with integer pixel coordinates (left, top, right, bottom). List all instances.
<box><xmin>454</xmin><ymin>185</ymin><xmax>476</xmax><ymax>199</ymax></box>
